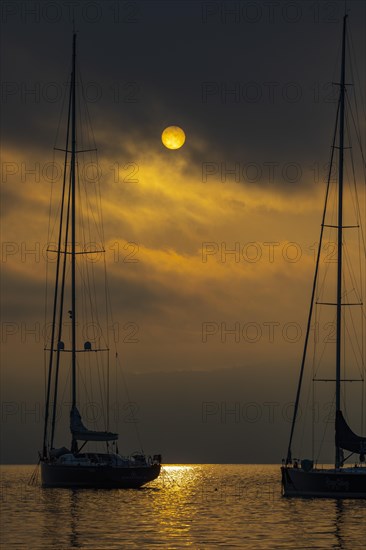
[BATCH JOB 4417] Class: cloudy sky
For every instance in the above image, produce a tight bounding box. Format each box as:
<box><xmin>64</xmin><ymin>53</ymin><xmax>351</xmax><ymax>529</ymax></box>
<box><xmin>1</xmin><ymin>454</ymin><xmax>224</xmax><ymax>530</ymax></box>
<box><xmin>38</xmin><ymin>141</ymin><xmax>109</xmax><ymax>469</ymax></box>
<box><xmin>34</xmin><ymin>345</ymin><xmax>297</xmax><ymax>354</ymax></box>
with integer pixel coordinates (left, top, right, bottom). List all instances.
<box><xmin>1</xmin><ymin>0</ymin><xmax>365</xmax><ymax>464</ymax></box>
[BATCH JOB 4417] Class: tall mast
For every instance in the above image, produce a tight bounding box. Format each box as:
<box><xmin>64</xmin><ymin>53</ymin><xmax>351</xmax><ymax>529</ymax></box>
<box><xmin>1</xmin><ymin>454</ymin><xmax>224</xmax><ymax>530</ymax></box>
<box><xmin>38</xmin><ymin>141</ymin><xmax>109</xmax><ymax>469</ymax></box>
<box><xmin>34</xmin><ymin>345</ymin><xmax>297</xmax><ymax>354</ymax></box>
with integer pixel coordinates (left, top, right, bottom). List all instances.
<box><xmin>335</xmin><ymin>14</ymin><xmax>347</xmax><ymax>469</ymax></box>
<box><xmin>71</xmin><ymin>33</ymin><xmax>77</xmax><ymax>452</ymax></box>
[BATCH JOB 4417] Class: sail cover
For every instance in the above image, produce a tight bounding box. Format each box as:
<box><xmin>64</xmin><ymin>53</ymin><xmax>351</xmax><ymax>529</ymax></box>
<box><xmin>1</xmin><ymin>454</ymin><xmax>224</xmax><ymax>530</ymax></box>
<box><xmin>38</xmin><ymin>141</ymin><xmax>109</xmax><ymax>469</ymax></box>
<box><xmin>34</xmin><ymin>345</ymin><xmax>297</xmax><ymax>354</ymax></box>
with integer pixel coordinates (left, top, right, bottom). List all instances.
<box><xmin>70</xmin><ymin>407</ymin><xmax>118</xmax><ymax>442</ymax></box>
<box><xmin>336</xmin><ymin>410</ymin><xmax>366</xmax><ymax>455</ymax></box>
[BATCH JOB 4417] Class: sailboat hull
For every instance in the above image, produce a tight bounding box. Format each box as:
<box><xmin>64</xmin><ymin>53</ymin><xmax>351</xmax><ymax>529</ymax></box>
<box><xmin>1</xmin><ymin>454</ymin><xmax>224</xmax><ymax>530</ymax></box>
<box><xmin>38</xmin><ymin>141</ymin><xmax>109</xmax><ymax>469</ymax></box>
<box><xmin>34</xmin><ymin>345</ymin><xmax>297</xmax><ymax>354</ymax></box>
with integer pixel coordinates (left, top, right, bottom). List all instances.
<box><xmin>281</xmin><ymin>466</ymin><xmax>366</xmax><ymax>498</ymax></box>
<box><xmin>41</xmin><ymin>461</ymin><xmax>161</xmax><ymax>489</ymax></box>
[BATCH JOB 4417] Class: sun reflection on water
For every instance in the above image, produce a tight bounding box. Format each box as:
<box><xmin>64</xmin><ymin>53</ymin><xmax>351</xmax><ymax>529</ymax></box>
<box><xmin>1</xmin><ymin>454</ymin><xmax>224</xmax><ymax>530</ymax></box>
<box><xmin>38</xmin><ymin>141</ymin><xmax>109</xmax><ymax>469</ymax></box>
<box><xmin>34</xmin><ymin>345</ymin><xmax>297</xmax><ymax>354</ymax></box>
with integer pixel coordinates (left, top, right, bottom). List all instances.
<box><xmin>147</xmin><ymin>465</ymin><xmax>204</xmax><ymax>544</ymax></box>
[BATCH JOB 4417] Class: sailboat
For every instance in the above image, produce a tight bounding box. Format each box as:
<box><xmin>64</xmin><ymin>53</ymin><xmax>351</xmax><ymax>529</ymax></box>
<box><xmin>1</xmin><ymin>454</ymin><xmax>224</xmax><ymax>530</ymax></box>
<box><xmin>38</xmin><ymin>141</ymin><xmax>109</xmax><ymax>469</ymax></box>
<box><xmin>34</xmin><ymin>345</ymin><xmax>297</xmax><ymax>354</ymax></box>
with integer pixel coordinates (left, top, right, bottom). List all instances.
<box><xmin>39</xmin><ymin>33</ymin><xmax>161</xmax><ymax>488</ymax></box>
<box><xmin>281</xmin><ymin>13</ymin><xmax>366</xmax><ymax>498</ymax></box>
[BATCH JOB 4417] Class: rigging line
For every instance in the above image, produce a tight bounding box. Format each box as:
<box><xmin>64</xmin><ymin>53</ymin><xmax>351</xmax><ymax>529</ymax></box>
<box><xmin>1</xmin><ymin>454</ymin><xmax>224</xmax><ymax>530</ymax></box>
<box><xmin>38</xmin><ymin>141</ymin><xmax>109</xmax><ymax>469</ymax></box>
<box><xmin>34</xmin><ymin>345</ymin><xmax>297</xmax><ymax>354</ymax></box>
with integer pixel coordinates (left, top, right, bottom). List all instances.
<box><xmin>346</xmin><ymin>150</ymin><xmax>366</xmax><ymax>268</ymax></box>
<box><xmin>106</xmin><ymin>349</ymin><xmax>110</xmax><ymax>432</ymax></box>
<box><xmin>79</xmin><ymin>65</ymin><xmax>105</xmax><ymax>244</ymax></box>
<box><xmin>342</xmin><ymin>252</ymin><xmax>365</xmax><ymax>378</ymax></box>
<box><xmin>342</xmin><ymin>249</ymin><xmax>362</xmax><ymax>309</ymax></box>
<box><xmin>75</xmin><ymin>125</ymin><xmax>96</xmax><ymax>361</ymax></box>
<box><xmin>77</xmin><ymin>217</ymin><xmax>108</xmax><ymax>429</ymax></box>
<box><xmin>316</xmin><ymin>393</ymin><xmax>336</xmax><ymax>465</ymax></box>
<box><xmin>78</xmin><ymin>64</ymin><xmax>104</xmax><ymax>245</ymax></box>
<box><xmin>86</xmin><ymin>119</ymin><xmax>110</xmax><ymax>357</ymax></box>
<box><xmin>286</xmin><ymin>98</ymin><xmax>341</xmax><ymax>464</ymax></box>
<box><xmin>346</xmin><ymin>36</ymin><xmax>366</xmax><ymax>278</ymax></box>
<box><xmin>77</xmin><ymin>163</ymin><xmax>96</xmax><ymax>417</ymax></box>
<box><xmin>315</xmin><ymin>239</ymin><xmax>334</xmax><ymax>300</ymax></box>
<box><xmin>43</xmin><ymin>158</ymin><xmax>59</xmax><ymax>402</ymax></box>
<box><xmin>114</xmin><ymin>350</ymin><xmax>118</xmax><ymax>434</ymax></box>
<box><xmin>351</xmin><ymin>168</ymin><xmax>365</xmax><ymax>315</ymax></box>
<box><xmin>78</xmin><ymin>62</ymin><xmax>103</xmax><ymax>237</ymax></box>
<box><xmin>343</xmin><ymin>242</ymin><xmax>362</xmax><ymax>306</ymax></box>
<box><xmin>94</xmin><ymin>148</ymin><xmax>105</xmax><ymax>245</ymax></box>
<box><xmin>344</xmin><ymin>306</ymin><xmax>363</xmax><ymax>378</ymax></box>
<box><xmin>344</xmin><ymin>99</ymin><xmax>366</xmax><ymax>253</ymax></box>
<box><xmin>44</xmin><ymin>118</ymin><xmax>64</xmax><ymax>404</ymax></box>
<box><xmin>77</xmin><ymin>161</ymin><xmax>98</xmax><ymax>426</ymax></box>
<box><xmin>312</xmin><ymin>357</ymin><xmax>315</xmax><ymax>461</ymax></box>
<box><xmin>343</xmin><ymin>279</ymin><xmax>347</xmax><ymax>408</ymax></box>
<box><xmin>312</xmin><ymin>310</ymin><xmax>337</xmax><ymax>382</ymax></box>
<box><xmin>43</xmin><ymin>353</ymin><xmax>47</xmax><ymax>407</ymax></box>
<box><xmin>85</xmin><ymin>285</ymin><xmax>107</xmax><ymax>427</ymax></box>
<box><xmin>79</xmin><ymin>62</ymin><xmax>97</xmax><ymax>149</ymax></box>
<box><xmin>78</xmin><ymin>174</ymin><xmax>105</xmax><ymax>245</ymax></box>
<box><xmin>102</xmin><ymin>238</ymin><xmax>112</xmax><ymax>433</ymax></box>
<box><xmin>50</xmin><ymin>166</ymin><xmax>72</xmax><ymax>449</ymax></box>
<box><xmin>313</xmin><ymin>209</ymin><xmax>336</xmax><ymax>305</ymax></box>
<box><xmin>75</xmin><ymin>152</ymin><xmax>104</xmax><ymax>246</ymax></box>
<box><xmin>103</xmin><ymin>252</ymin><xmax>110</xmax><ymax>351</ymax></box>
<box><xmin>57</xmin><ymin>362</ymin><xmax>72</xmax><ymax>428</ymax></box>
<box><xmin>87</xmin><ymin>237</ymin><xmax>109</xmax><ymax>423</ymax></box>
<box><xmin>87</xmin><ymin>138</ymin><xmax>104</xmax><ymax>246</ymax></box>
<box><xmin>49</xmin><ymin>91</ymin><xmax>74</xmax><ymax>447</ymax></box>
<box><xmin>28</xmin><ymin>460</ymin><xmax>40</xmax><ymax>487</ymax></box>
<box><xmin>75</xmin><ymin>171</ymin><xmax>107</xmax><ymax>427</ymax></box>
<box><xmin>81</xmin><ymin>173</ymin><xmax>109</xmax><ymax>430</ymax></box>
<box><xmin>44</xmin><ymin>157</ymin><xmax>55</xmax><ymax>354</ymax></box>
<box><xmin>311</xmin><ymin>290</ymin><xmax>321</xmax><ymax>461</ymax></box>
<box><xmin>362</xmin><ymin>364</ymin><xmax>365</xmax><ymax>436</ymax></box>
<box><xmin>43</xmin><ymin>74</ymin><xmax>73</xmax><ymax>457</ymax></box>
<box><xmin>115</xmin><ymin>353</ymin><xmax>145</xmax><ymax>453</ymax></box>
<box><xmin>348</xmin><ymin>28</ymin><xmax>366</xmax><ymax>123</ymax></box>
<box><xmin>100</xmin><ymin>226</ymin><xmax>120</xmax><ymax>349</ymax></box>
<box><xmin>315</xmin><ymin>176</ymin><xmax>340</xmax><ymax>301</ymax></box>
<box><xmin>53</xmin><ymin>57</ymin><xmax>72</xmax><ymax>150</ymax></box>
<box><xmin>47</xmin><ymin>187</ymin><xmax>67</xmax><ymax>248</ymax></box>
<box><xmin>47</xmin><ymin>66</ymin><xmax>72</xmax><ymax>247</ymax></box>
<box><xmin>79</xmin><ymin>163</ymin><xmax>102</xmax><ymax>331</ymax></box>
<box><xmin>107</xmin><ymin>308</ymin><xmax>146</xmax><ymax>451</ymax></box>
<box><xmin>345</xmin><ymin>94</ymin><xmax>366</xmax><ymax>168</ymax></box>
<box><xmin>297</xmin><ymin>353</ymin><xmax>315</xmax><ymax>461</ymax></box>
<box><xmin>77</xmin><ymin>353</ymin><xmax>98</xmax><ymax>430</ymax></box>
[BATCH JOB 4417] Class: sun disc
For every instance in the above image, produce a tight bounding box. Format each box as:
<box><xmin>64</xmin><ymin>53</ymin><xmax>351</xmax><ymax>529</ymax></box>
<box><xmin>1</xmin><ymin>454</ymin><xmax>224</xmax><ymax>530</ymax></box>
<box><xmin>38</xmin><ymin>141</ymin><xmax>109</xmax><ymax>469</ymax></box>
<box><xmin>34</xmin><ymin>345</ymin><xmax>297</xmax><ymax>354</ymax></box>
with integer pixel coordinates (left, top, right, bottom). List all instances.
<box><xmin>162</xmin><ymin>126</ymin><xmax>186</xmax><ymax>150</ymax></box>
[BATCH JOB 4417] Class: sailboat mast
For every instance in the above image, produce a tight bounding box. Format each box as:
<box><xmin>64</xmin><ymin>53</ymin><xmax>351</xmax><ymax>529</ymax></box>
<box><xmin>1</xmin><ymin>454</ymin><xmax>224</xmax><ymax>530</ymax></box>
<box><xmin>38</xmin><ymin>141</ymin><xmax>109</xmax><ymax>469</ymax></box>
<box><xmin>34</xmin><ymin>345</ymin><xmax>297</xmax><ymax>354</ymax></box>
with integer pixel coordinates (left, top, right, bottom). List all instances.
<box><xmin>71</xmin><ymin>33</ymin><xmax>77</xmax><ymax>414</ymax></box>
<box><xmin>335</xmin><ymin>14</ymin><xmax>347</xmax><ymax>469</ymax></box>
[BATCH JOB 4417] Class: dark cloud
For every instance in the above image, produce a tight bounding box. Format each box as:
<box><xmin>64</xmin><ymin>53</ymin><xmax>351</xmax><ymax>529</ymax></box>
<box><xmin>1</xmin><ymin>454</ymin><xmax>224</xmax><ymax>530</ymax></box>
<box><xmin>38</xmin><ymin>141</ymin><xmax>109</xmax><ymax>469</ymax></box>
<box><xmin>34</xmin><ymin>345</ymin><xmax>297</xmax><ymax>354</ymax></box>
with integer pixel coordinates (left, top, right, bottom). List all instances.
<box><xmin>2</xmin><ymin>1</ymin><xmax>365</xmax><ymax>190</ymax></box>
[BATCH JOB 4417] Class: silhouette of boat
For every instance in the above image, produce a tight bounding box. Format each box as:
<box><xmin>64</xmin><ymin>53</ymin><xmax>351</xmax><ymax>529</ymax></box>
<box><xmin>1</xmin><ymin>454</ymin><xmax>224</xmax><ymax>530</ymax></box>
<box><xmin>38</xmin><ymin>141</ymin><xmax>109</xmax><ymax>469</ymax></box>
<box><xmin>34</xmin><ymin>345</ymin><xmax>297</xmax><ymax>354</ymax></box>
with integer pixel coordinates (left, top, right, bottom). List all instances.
<box><xmin>40</xmin><ymin>33</ymin><xmax>161</xmax><ymax>488</ymax></box>
<box><xmin>281</xmin><ymin>12</ymin><xmax>366</xmax><ymax>498</ymax></box>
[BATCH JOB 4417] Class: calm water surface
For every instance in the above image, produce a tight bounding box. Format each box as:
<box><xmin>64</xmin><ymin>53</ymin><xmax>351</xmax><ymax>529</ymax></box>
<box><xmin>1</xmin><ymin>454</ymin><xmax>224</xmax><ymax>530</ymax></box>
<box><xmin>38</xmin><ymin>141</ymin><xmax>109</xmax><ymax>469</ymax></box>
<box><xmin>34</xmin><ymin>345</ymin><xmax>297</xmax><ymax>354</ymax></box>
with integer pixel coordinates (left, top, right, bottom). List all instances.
<box><xmin>1</xmin><ymin>465</ymin><xmax>365</xmax><ymax>549</ymax></box>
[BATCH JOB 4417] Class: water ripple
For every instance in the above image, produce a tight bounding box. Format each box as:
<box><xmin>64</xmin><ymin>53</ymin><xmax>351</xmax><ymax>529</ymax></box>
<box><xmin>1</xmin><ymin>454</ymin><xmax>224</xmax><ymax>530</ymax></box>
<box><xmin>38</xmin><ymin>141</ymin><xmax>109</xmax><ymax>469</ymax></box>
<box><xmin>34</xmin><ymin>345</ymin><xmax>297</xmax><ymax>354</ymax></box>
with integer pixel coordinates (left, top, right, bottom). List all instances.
<box><xmin>1</xmin><ymin>465</ymin><xmax>365</xmax><ymax>549</ymax></box>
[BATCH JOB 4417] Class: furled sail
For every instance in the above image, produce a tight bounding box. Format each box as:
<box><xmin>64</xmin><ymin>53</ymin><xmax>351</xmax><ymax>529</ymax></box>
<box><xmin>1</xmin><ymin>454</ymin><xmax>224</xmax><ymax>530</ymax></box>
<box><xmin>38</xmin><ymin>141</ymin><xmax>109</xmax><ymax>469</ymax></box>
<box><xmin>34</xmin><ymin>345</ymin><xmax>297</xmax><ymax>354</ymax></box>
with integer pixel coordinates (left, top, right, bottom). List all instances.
<box><xmin>70</xmin><ymin>407</ymin><xmax>118</xmax><ymax>442</ymax></box>
<box><xmin>336</xmin><ymin>410</ymin><xmax>366</xmax><ymax>455</ymax></box>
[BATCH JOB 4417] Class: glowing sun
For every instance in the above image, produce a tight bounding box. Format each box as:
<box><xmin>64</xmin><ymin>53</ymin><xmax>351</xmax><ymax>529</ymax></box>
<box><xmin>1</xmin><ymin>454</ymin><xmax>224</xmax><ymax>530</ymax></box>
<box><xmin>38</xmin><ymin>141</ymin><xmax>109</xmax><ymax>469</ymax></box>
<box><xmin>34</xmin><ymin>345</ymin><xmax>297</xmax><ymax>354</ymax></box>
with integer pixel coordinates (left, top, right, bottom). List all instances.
<box><xmin>161</xmin><ymin>126</ymin><xmax>186</xmax><ymax>150</ymax></box>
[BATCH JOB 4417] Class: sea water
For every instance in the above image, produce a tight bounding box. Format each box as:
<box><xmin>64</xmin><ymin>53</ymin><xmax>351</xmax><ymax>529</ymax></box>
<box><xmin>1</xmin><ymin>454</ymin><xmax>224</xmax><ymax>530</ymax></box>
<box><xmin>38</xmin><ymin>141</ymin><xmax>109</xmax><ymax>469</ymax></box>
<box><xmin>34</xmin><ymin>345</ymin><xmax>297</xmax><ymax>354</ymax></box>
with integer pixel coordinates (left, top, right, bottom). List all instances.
<box><xmin>1</xmin><ymin>464</ymin><xmax>365</xmax><ymax>548</ymax></box>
